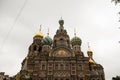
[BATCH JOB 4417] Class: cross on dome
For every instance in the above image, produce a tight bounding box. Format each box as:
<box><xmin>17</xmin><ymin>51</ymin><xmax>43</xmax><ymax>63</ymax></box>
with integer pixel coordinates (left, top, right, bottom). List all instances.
<box><xmin>34</xmin><ymin>24</ymin><xmax>44</xmax><ymax>38</ymax></box>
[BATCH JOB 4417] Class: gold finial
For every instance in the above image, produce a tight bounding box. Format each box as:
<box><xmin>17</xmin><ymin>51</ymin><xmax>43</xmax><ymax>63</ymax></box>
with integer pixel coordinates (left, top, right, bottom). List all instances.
<box><xmin>74</xmin><ymin>28</ymin><xmax>76</xmax><ymax>37</ymax></box>
<box><xmin>87</xmin><ymin>42</ymin><xmax>95</xmax><ymax>63</ymax></box>
<box><xmin>88</xmin><ymin>42</ymin><xmax>90</xmax><ymax>48</ymax></box>
<box><xmin>47</xmin><ymin>28</ymin><xmax>49</xmax><ymax>36</ymax></box>
<box><xmin>87</xmin><ymin>42</ymin><xmax>92</xmax><ymax>52</ymax></box>
<box><xmin>39</xmin><ymin>25</ymin><xmax>42</xmax><ymax>32</ymax></box>
<box><xmin>60</xmin><ymin>16</ymin><xmax>63</xmax><ymax>20</ymax></box>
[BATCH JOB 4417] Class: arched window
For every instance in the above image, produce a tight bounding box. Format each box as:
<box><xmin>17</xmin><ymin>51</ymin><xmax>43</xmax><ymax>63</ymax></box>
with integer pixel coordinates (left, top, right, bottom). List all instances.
<box><xmin>78</xmin><ymin>64</ymin><xmax>82</xmax><ymax>71</ymax></box>
<box><xmin>3</xmin><ymin>78</ymin><xmax>6</xmax><ymax>80</ymax></box>
<box><xmin>75</xmin><ymin>46</ymin><xmax>77</xmax><ymax>50</ymax></box>
<box><xmin>60</xmin><ymin>38</ymin><xmax>64</xmax><ymax>45</ymax></box>
<box><xmin>54</xmin><ymin>40</ymin><xmax>56</xmax><ymax>47</ymax></box>
<box><xmin>42</xmin><ymin>64</ymin><xmax>46</xmax><ymax>70</ymax></box>
<box><xmin>67</xmin><ymin>40</ymin><xmax>69</xmax><ymax>46</ymax></box>
<box><xmin>40</xmin><ymin>78</ymin><xmax>43</xmax><ymax>80</ymax></box>
<box><xmin>65</xmin><ymin>64</ymin><xmax>69</xmax><ymax>70</ymax></box>
<box><xmin>33</xmin><ymin>45</ymin><xmax>37</xmax><ymax>51</ymax></box>
<box><xmin>60</xmin><ymin>64</ymin><xmax>64</xmax><ymax>70</ymax></box>
<box><xmin>55</xmin><ymin>64</ymin><xmax>58</xmax><ymax>70</ymax></box>
<box><xmin>48</xmin><ymin>78</ymin><xmax>51</xmax><ymax>80</ymax></box>
<box><xmin>78</xmin><ymin>46</ymin><xmax>80</xmax><ymax>50</ymax></box>
<box><xmin>80</xmin><ymin>78</ymin><xmax>83</xmax><ymax>80</ymax></box>
<box><xmin>38</xmin><ymin>46</ymin><xmax>42</xmax><ymax>52</ymax></box>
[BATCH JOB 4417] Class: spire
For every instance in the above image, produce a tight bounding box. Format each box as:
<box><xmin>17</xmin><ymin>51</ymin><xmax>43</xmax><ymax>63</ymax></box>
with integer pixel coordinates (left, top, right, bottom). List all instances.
<box><xmin>74</xmin><ymin>28</ymin><xmax>76</xmax><ymax>37</ymax></box>
<box><xmin>60</xmin><ymin>17</ymin><xmax>62</xmax><ymax>20</ymax></box>
<box><xmin>88</xmin><ymin>42</ymin><xmax>90</xmax><ymax>48</ymax></box>
<box><xmin>39</xmin><ymin>25</ymin><xmax>42</xmax><ymax>32</ymax></box>
<box><xmin>87</xmin><ymin>42</ymin><xmax>92</xmax><ymax>53</ymax></box>
<box><xmin>87</xmin><ymin>42</ymin><xmax>95</xmax><ymax>63</ymax></box>
<box><xmin>47</xmin><ymin>28</ymin><xmax>49</xmax><ymax>36</ymax></box>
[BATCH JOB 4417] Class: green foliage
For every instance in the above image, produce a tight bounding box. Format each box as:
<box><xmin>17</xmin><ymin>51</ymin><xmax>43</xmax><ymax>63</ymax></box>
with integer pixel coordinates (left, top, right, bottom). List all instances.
<box><xmin>112</xmin><ymin>76</ymin><xmax>120</xmax><ymax>80</ymax></box>
<box><xmin>112</xmin><ymin>0</ymin><xmax>120</xmax><ymax>5</ymax></box>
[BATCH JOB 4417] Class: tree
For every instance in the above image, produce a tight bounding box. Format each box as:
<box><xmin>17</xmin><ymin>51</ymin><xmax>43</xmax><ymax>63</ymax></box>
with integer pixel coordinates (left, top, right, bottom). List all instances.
<box><xmin>112</xmin><ymin>0</ymin><xmax>120</xmax><ymax>5</ymax></box>
<box><xmin>112</xmin><ymin>76</ymin><xmax>120</xmax><ymax>80</ymax></box>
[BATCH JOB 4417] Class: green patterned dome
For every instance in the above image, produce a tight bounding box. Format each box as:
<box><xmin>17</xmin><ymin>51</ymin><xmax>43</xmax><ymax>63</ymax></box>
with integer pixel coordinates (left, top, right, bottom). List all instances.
<box><xmin>43</xmin><ymin>36</ymin><xmax>52</xmax><ymax>46</ymax></box>
<box><xmin>71</xmin><ymin>36</ymin><xmax>82</xmax><ymax>46</ymax></box>
<box><xmin>59</xmin><ymin>18</ymin><xmax>64</xmax><ymax>25</ymax></box>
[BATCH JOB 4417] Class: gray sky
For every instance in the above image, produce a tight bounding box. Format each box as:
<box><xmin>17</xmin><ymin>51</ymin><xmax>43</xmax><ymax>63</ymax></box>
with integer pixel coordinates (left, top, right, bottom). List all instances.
<box><xmin>0</xmin><ymin>0</ymin><xmax>120</xmax><ymax>80</ymax></box>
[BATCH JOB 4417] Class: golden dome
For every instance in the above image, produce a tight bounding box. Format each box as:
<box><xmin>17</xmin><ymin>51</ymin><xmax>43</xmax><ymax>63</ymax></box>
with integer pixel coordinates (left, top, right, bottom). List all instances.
<box><xmin>87</xmin><ymin>48</ymin><xmax>93</xmax><ymax>53</ymax></box>
<box><xmin>34</xmin><ymin>25</ymin><xmax>44</xmax><ymax>38</ymax></box>
<box><xmin>34</xmin><ymin>31</ymin><xmax>44</xmax><ymax>38</ymax></box>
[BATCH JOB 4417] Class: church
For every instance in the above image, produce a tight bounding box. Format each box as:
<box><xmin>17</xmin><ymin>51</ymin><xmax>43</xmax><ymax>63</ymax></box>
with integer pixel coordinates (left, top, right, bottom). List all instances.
<box><xmin>14</xmin><ymin>19</ymin><xmax>105</xmax><ymax>80</ymax></box>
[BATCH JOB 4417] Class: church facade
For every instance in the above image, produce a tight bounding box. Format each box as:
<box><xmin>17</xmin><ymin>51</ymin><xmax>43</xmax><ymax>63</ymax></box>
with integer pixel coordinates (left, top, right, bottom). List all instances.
<box><xmin>17</xmin><ymin>19</ymin><xmax>105</xmax><ymax>80</ymax></box>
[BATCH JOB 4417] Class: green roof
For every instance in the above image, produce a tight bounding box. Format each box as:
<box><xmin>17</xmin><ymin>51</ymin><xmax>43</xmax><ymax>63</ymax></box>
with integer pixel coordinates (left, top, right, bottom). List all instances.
<box><xmin>71</xmin><ymin>36</ymin><xmax>82</xmax><ymax>46</ymax></box>
<box><xmin>43</xmin><ymin>36</ymin><xmax>52</xmax><ymax>46</ymax></box>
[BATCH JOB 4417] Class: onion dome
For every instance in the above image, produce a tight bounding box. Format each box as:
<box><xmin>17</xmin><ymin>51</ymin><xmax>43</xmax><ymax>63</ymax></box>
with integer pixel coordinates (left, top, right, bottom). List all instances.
<box><xmin>87</xmin><ymin>42</ymin><xmax>93</xmax><ymax>57</ymax></box>
<box><xmin>34</xmin><ymin>31</ymin><xmax>44</xmax><ymax>38</ymax></box>
<box><xmin>87</xmin><ymin>48</ymin><xmax>93</xmax><ymax>53</ymax></box>
<box><xmin>87</xmin><ymin>43</ymin><xmax>93</xmax><ymax>53</ymax></box>
<box><xmin>34</xmin><ymin>25</ymin><xmax>44</xmax><ymax>38</ymax></box>
<box><xmin>43</xmin><ymin>36</ymin><xmax>52</xmax><ymax>46</ymax></box>
<box><xmin>43</xmin><ymin>28</ymin><xmax>52</xmax><ymax>46</ymax></box>
<box><xmin>59</xmin><ymin>17</ymin><xmax>64</xmax><ymax>26</ymax></box>
<box><xmin>71</xmin><ymin>36</ymin><xmax>82</xmax><ymax>46</ymax></box>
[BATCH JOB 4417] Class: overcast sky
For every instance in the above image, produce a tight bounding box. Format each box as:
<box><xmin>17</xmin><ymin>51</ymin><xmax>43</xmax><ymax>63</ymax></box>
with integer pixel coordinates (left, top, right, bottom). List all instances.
<box><xmin>0</xmin><ymin>0</ymin><xmax>120</xmax><ymax>80</ymax></box>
